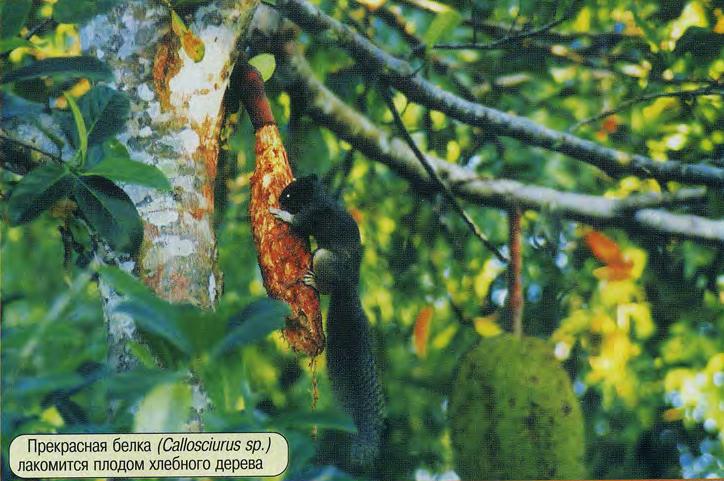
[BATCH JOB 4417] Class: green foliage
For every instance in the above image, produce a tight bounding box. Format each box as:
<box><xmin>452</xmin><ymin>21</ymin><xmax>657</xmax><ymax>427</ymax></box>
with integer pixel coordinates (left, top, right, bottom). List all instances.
<box><xmin>3</xmin><ymin>69</ymin><xmax>166</xmax><ymax>254</ymax></box>
<box><xmin>7</xmin><ymin>163</ymin><xmax>74</xmax><ymax>224</ymax></box>
<box><xmin>52</xmin><ymin>0</ymin><xmax>121</xmax><ymax>24</ymax></box>
<box><xmin>0</xmin><ymin>56</ymin><xmax>113</xmax><ymax>84</ymax></box>
<box><xmin>0</xmin><ymin>0</ymin><xmax>32</xmax><ymax>40</ymax></box>
<box><xmin>84</xmin><ymin>140</ymin><xmax>172</xmax><ymax>191</ymax></box>
<box><xmin>2</xmin><ymin>0</ymin><xmax>723</xmax><ymax>480</ymax></box>
<box><xmin>450</xmin><ymin>334</ymin><xmax>585</xmax><ymax>480</ymax></box>
<box><xmin>423</xmin><ymin>9</ymin><xmax>463</xmax><ymax>47</ymax></box>
<box><xmin>248</xmin><ymin>53</ymin><xmax>277</xmax><ymax>82</ymax></box>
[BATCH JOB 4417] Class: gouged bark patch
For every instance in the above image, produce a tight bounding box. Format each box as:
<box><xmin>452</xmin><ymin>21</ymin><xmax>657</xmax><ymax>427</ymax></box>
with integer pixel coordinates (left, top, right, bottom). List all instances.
<box><xmin>250</xmin><ymin>125</ymin><xmax>324</xmax><ymax>357</ymax></box>
<box><xmin>142</xmin><ymin>263</ymin><xmax>164</xmax><ymax>297</ymax></box>
<box><xmin>192</xmin><ymin>116</ymin><xmax>223</xmax><ymax>222</ymax></box>
<box><xmin>153</xmin><ymin>34</ymin><xmax>183</xmax><ymax>112</ymax></box>
<box><xmin>168</xmin><ymin>269</ymin><xmax>192</xmax><ymax>302</ymax></box>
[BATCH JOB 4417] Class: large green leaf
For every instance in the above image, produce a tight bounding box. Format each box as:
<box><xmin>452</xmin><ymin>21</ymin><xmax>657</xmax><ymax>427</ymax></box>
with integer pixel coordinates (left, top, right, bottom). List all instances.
<box><xmin>116</xmin><ymin>303</ymin><xmax>196</xmax><ymax>355</ymax></box>
<box><xmin>64</xmin><ymin>93</ymin><xmax>88</xmax><ymax>163</ymax></box>
<box><xmin>248</xmin><ymin>53</ymin><xmax>276</xmax><ymax>82</ymax></box>
<box><xmin>0</xmin><ymin>0</ymin><xmax>32</xmax><ymax>40</ymax></box>
<box><xmin>132</xmin><ymin>382</ymin><xmax>191</xmax><ymax>433</ymax></box>
<box><xmin>423</xmin><ymin>8</ymin><xmax>462</xmax><ymax>47</ymax></box>
<box><xmin>72</xmin><ymin>175</ymin><xmax>142</xmax><ymax>254</ymax></box>
<box><xmin>0</xmin><ymin>92</ymin><xmax>45</xmax><ymax>121</ymax></box>
<box><xmin>53</xmin><ymin>0</ymin><xmax>120</xmax><ymax>24</ymax></box>
<box><xmin>10</xmin><ymin>373</ymin><xmax>85</xmax><ymax>398</ymax></box>
<box><xmin>0</xmin><ymin>37</ymin><xmax>33</xmax><ymax>55</ymax></box>
<box><xmin>210</xmin><ymin>299</ymin><xmax>288</xmax><ymax>358</ymax></box>
<box><xmin>7</xmin><ymin>163</ymin><xmax>75</xmax><ymax>225</ymax></box>
<box><xmin>84</xmin><ymin>140</ymin><xmax>171</xmax><ymax>190</ymax></box>
<box><xmin>100</xmin><ymin>369</ymin><xmax>183</xmax><ymax>401</ymax></box>
<box><xmin>1</xmin><ymin>56</ymin><xmax>113</xmax><ymax>84</ymax></box>
<box><xmin>75</xmin><ymin>86</ymin><xmax>131</xmax><ymax>147</ymax></box>
<box><xmin>100</xmin><ymin>267</ymin><xmax>197</xmax><ymax>355</ymax></box>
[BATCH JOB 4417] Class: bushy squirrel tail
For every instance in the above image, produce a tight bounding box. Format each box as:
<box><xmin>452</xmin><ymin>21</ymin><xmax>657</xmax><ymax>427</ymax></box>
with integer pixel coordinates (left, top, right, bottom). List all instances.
<box><xmin>326</xmin><ymin>290</ymin><xmax>385</xmax><ymax>467</ymax></box>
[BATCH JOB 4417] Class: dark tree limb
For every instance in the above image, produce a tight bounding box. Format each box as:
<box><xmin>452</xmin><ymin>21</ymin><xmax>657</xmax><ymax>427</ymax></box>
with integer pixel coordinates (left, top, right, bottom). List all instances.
<box><xmin>380</xmin><ymin>85</ymin><xmax>508</xmax><ymax>262</ymax></box>
<box><xmin>271</xmin><ymin>45</ymin><xmax>724</xmax><ymax>243</ymax></box>
<box><xmin>275</xmin><ymin>0</ymin><xmax>724</xmax><ymax>187</ymax></box>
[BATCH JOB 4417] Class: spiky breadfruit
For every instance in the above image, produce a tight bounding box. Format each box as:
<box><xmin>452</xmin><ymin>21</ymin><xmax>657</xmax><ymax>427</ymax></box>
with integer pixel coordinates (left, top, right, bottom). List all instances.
<box><xmin>450</xmin><ymin>334</ymin><xmax>585</xmax><ymax>480</ymax></box>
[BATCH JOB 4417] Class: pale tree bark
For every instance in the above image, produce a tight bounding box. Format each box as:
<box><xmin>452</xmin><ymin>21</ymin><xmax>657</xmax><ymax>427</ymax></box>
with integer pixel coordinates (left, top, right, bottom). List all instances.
<box><xmin>1</xmin><ymin>0</ymin><xmax>257</xmax><ymax>431</ymax></box>
<box><xmin>76</xmin><ymin>0</ymin><xmax>257</xmax><ymax>428</ymax></box>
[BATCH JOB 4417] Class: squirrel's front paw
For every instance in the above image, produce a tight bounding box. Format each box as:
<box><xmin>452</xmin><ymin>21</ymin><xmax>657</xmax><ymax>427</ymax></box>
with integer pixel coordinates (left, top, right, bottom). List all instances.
<box><xmin>302</xmin><ymin>270</ymin><xmax>318</xmax><ymax>290</ymax></box>
<box><xmin>269</xmin><ymin>207</ymin><xmax>294</xmax><ymax>224</ymax></box>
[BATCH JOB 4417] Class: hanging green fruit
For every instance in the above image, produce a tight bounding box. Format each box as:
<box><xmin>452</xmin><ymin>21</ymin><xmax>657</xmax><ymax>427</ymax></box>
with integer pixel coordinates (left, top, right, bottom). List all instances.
<box><xmin>450</xmin><ymin>333</ymin><xmax>586</xmax><ymax>480</ymax></box>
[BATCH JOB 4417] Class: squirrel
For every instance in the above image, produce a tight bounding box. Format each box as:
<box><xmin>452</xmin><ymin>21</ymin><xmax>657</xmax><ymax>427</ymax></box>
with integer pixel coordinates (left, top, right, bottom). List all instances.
<box><xmin>270</xmin><ymin>175</ymin><xmax>385</xmax><ymax>467</ymax></box>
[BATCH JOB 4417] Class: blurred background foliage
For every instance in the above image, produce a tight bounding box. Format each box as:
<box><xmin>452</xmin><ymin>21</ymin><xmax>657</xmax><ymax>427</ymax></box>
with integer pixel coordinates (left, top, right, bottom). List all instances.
<box><xmin>2</xmin><ymin>0</ymin><xmax>723</xmax><ymax>479</ymax></box>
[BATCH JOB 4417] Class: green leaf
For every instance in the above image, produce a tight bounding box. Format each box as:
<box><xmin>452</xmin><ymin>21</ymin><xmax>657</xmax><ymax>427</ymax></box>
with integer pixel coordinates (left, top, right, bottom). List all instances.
<box><xmin>72</xmin><ymin>175</ymin><xmax>143</xmax><ymax>254</ymax></box>
<box><xmin>99</xmin><ymin>267</ymin><xmax>197</xmax><ymax>355</ymax></box>
<box><xmin>248</xmin><ymin>53</ymin><xmax>276</xmax><ymax>82</ymax></box>
<box><xmin>76</xmin><ymin>86</ymin><xmax>130</xmax><ymax>147</ymax></box>
<box><xmin>64</xmin><ymin>93</ymin><xmax>88</xmax><ymax>163</ymax></box>
<box><xmin>170</xmin><ymin>9</ymin><xmax>188</xmax><ymax>36</ymax></box>
<box><xmin>101</xmin><ymin>369</ymin><xmax>183</xmax><ymax>400</ymax></box>
<box><xmin>1</xmin><ymin>56</ymin><xmax>113</xmax><ymax>84</ymax></box>
<box><xmin>11</xmin><ymin>373</ymin><xmax>85</xmax><ymax>398</ymax></box>
<box><xmin>274</xmin><ymin>410</ymin><xmax>357</xmax><ymax>433</ymax></box>
<box><xmin>7</xmin><ymin>163</ymin><xmax>74</xmax><ymax>225</ymax></box>
<box><xmin>132</xmin><ymin>382</ymin><xmax>191</xmax><ymax>432</ymax></box>
<box><xmin>210</xmin><ymin>299</ymin><xmax>288</xmax><ymax>358</ymax></box>
<box><xmin>0</xmin><ymin>0</ymin><xmax>32</xmax><ymax>40</ymax></box>
<box><xmin>423</xmin><ymin>8</ymin><xmax>462</xmax><ymax>47</ymax></box>
<box><xmin>53</xmin><ymin>0</ymin><xmax>120</xmax><ymax>24</ymax></box>
<box><xmin>0</xmin><ymin>37</ymin><xmax>33</xmax><ymax>55</ymax></box>
<box><xmin>126</xmin><ymin>341</ymin><xmax>157</xmax><ymax>369</ymax></box>
<box><xmin>98</xmin><ymin>266</ymin><xmax>152</xmax><ymax>300</ymax></box>
<box><xmin>116</xmin><ymin>302</ymin><xmax>195</xmax><ymax>355</ymax></box>
<box><xmin>83</xmin><ymin>140</ymin><xmax>171</xmax><ymax>190</ymax></box>
<box><xmin>0</xmin><ymin>92</ymin><xmax>45</xmax><ymax>121</ymax></box>
<box><xmin>674</xmin><ymin>27</ymin><xmax>724</xmax><ymax>59</ymax></box>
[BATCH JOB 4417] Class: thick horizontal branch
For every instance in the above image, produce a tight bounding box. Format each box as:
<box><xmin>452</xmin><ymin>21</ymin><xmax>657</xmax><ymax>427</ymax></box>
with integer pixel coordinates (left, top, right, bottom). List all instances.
<box><xmin>276</xmin><ymin>0</ymin><xmax>724</xmax><ymax>188</ymax></box>
<box><xmin>273</xmin><ymin>47</ymin><xmax>724</xmax><ymax>243</ymax></box>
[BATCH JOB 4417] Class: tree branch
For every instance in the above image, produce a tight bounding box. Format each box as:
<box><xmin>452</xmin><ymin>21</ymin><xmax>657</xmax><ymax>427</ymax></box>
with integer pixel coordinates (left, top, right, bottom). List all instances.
<box><xmin>435</xmin><ymin>7</ymin><xmax>573</xmax><ymax>50</ymax></box>
<box><xmin>569</xmin><ymin>85</ymin><xmax>723</xmax><ymax>131</ymax></box>
<box><xmin>505</xmin><ymin>207</ymin><xmax>523</xmax><ymax>337</ymax></box>
<box><xmin>380</xmin><ymin>85</ymin><xmax>508</xmax><ymax>262</ymax></box>
<box><xmin>276</xmin><ymin>0</ymin><xmax>724</xmax><ymax>187</ymax></box>
<box><xmin>271</xmin><ymin>45</ymin><xmax>724</xmax><ymax>243</ymax></box>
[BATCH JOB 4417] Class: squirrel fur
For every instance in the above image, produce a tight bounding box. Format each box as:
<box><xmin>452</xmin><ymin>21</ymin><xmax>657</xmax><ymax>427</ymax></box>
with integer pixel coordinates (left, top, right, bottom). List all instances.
<box><xmin>270</xmin><ymin>175</ymin><xmax>385</xmax><ymax>467</ymax></box>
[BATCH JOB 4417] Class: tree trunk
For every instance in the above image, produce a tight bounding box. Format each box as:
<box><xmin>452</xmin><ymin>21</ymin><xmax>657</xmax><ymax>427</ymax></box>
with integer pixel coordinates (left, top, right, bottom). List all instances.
<box><xmin>78</xmin><ymin>0</ymin><xmax>258</xmax><ymax>428</ymax></box>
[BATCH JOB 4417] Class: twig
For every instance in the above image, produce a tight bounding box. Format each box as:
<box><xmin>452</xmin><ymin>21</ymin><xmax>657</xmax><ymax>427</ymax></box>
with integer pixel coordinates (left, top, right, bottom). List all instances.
<box><xmin>381</xmin><ymin>85</ymin><xmax>508</xmax><ymax>263</ymax></box>
<box><xmin>0</xmin><ymin>133</ymin><xmax>63</xmax><ymax>164</ymax></box>
<box><xmin>505</xmin><ymin>207</ymin><xmax>523</xmax><ymax>336</ymax></box>
<box><xmin>463</xmin><ymin>19</ymin><xmax>632</xmax><ymax>45</ymax></box>
<box><xmin>276</xmin><ymin>0</ymin><xmax>724</xmax><ymax>187</ymax></box>
<box><xmin>569</xmin><ymin>86</ymin><xmax>723</xmax><ymax>131</ymax></box>
<box><xmin>434</xmin><ymin>4</ymin><xmax>573</xmax><ymax>50</ymax></box>
<box><xmin>0</xmin><ymin>19</ymin><xmax>56</xmax><ymax>60</ymax></box>
<box><xmin>270</xmin><ymin>47</ymin><xmax>724</xmax><ymax>243</ymax></box>
<box><xmin>359</xmin><ymin>2</ymin><xmax>479</xmax><ymax>100</ymax></box>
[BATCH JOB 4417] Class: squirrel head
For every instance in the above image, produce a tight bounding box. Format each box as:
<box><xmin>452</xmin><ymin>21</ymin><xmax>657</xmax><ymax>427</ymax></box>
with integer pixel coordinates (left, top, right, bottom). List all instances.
<box><xmin>279</xmin><ymin>174</ymin><xmax>319</xmax><ymax>214</ymax></box>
